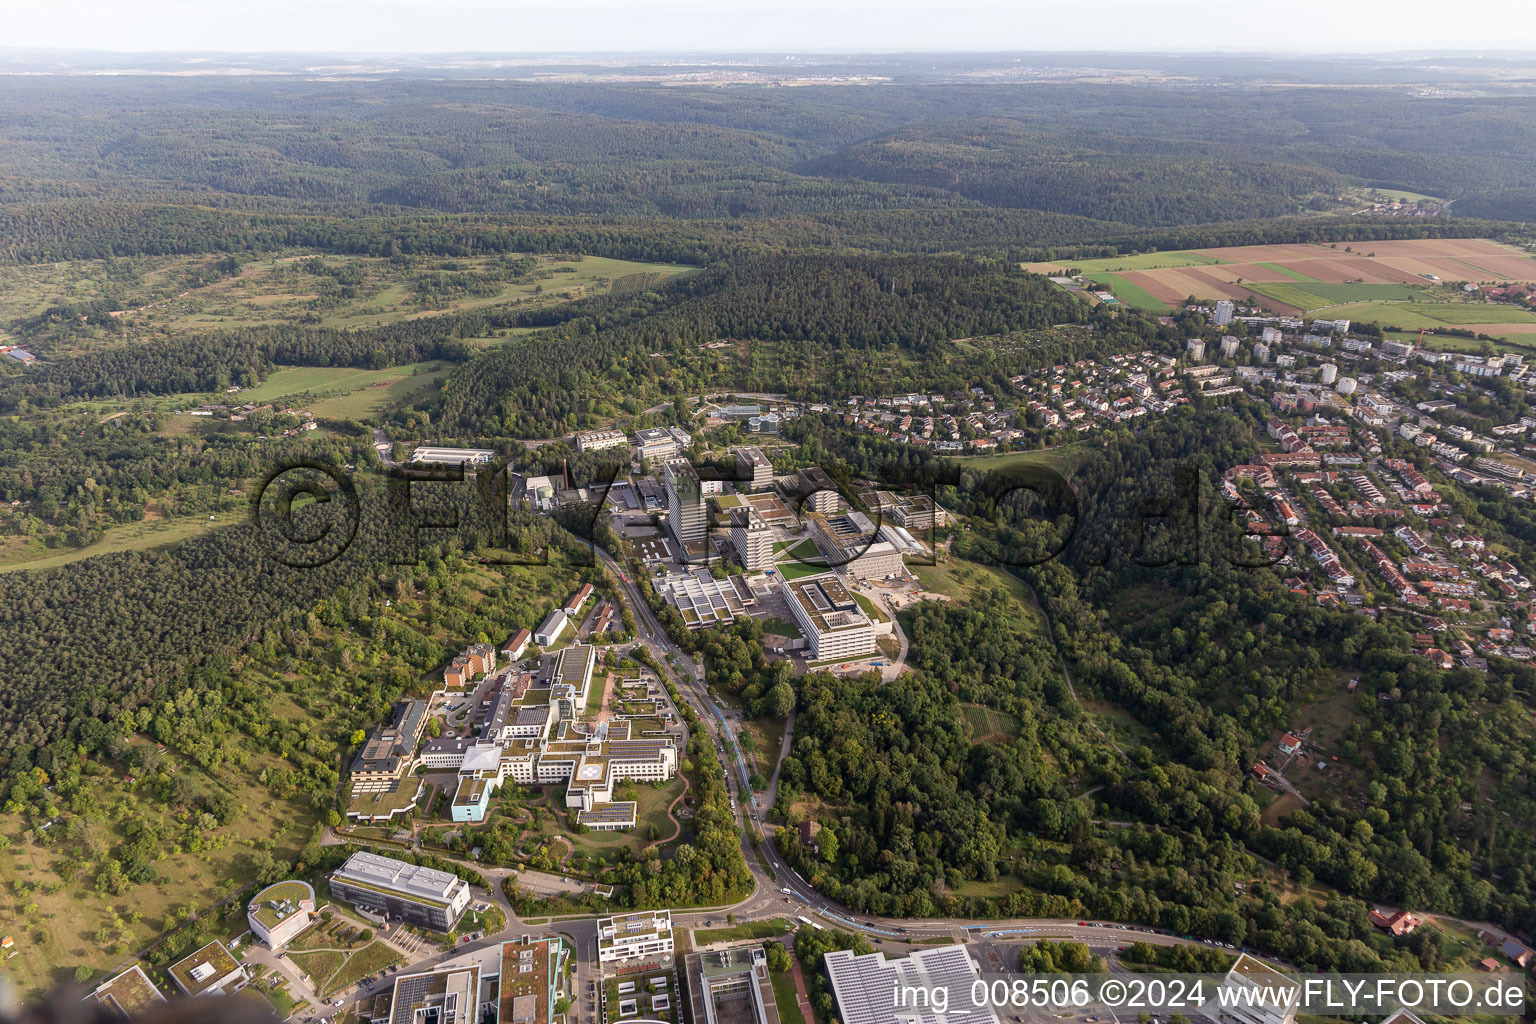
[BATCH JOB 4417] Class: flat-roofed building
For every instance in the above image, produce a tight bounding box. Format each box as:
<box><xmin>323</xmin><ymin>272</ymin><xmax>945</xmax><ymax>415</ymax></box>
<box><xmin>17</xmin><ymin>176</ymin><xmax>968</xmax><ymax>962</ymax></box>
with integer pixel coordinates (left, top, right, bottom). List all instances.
<box><xmin>597</xmin><ymin>910</ymin><xmax>674</xmax><ymax>963</ymax></box>
<box><xmin>247</xmin><ymin>879</ymin><xmax>317</xmax><ymax>949</ymax></box>
<box><xmin>410</xmin><ymin>446</ymin><xmax>496</xmax><ymax>466</ymax></box>
<box><xmin>635</xmin><ymin>426</ymin><xmax>692</xmax><ymax>463</ymax></box>
<box><xmin>729</xmin><ymin>507</ymin><xmax>775</xmax><ymax>572</ymax></box>
<box><xmin>823</xmin><ymin>945</ymin><xmax>997</xmax><ymax>1024</ymax></box>
<box><xmin>554</xmin><ymin>644</ymin><xmax>598</xmax><ymax>704</ymax></box>
<box><xmin>659</xmin><ymin>569</ymin><xmax>749</xmax><ymax>628</ymax></box>
<box><xmin>576</xmin><ymin>429</ymin><xmax>630</xmax><ymax>453</ymax></box>
<box><xmin>365</xmin><ymin>963</ymin><xmax>485</xmax><ymax>1024</ymax></box>
<box><xmin>84</xmin><ymin>966</ymin><xmax>166</xmax><ymax>1020</ymax></box>
<box><xmin>1217</xmin><ymin>954</ymin><xmax>1300</xmax><ymax>1024</ymax></box>
<box><xmin>349</xmin><ymin>699</ymin><xmax>428</xmax><ymax>794</ymax></box>
<box><xmin>666</xmin><ymin>459</ymin><xmax>721</xmax><ymax>545</ymax></box>
<box><xmin>496</xmin><ymin>937</ymin><xmax>570</xmax><ymax>1024</ymax></box>
<box><xmin>859</xmin><ymin>490</ymin><xmax>949</xmax><ymax>530</ymax></box>
<box><xmin>688</xmin><ymin>946</ymin><xmax>780</xmax><ymax>1024</ymax></box>
<box><xmin>733</xmin><ymin>446</ymin><xmax>774</xmax><ymax>491</ymax></box>
<box><xmin>790</xmin><ymin>467</ymin><xmax>840</xmax><ymax>514</ymax></box>
<box><xmin>783</xmin><ymin>573</ymin><xmax>877</xmax><ymax>662</ymax></box>
<box><xmin>168</xmin><ymin>940</ymin><xmax>247</xmax><ymax>997</ymax></box>
<box><xmin>805</xmin><ymin>510</ymin><xmax>904</xmax><ymax>581</ymax></box>
<box><xmin>328</xmin><ymin>851</ymin><xmax>472</xmax><ymax>933</ymax></box>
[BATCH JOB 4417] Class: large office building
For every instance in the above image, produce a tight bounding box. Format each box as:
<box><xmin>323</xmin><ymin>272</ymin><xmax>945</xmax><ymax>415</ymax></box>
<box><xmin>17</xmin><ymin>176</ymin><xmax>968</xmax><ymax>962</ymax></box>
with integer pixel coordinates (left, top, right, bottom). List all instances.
<box><xmin>733</xmin><ymin>446</ymin><xmax>774</xmax><ymax>491</ymax></box>
<box><xmin>805</xmin><ymin>509</ymin><xmax>905</xmax><ymax>581</ymax></box>
<box><xmin>329</xmin><ymin>851</ymin><xmax>473</xmax><ymax>933</ymax></box>
<box><xmin>688</xmin><ymin>946</ymin><xmax>781</xmax><ymax>1024</ymax></box>
<box><xmin>823</xmin><ymin>945</ymin><xmax>997</xmax><ymax>1024</ymax></box>
<box><xmin>1216</xmin><ymin>954</ymin><xmax>1300</xmax><ymax>1024</ymax></box>
<box><xmin>790</xmin><ymin>466</ymin><xmax>840</xmax><ymax>514</ymax></box>
<box><xmin>658</xmin><ymin>568</ymin><xmax>753</xmax><ymax>628</ymax></box>
<box><xmin>729</xmin><ymin>507</ymin><xmax>775</xmax><ymax>571</ymax></box>
<box><xmin>597</xmin><ymin>910</ymin><xmax>674</xmax><ymax>964</ymax></box>
<box><xmin>576</xmin><ymin>429</ymin><xmax>630</xmax><ymax>453</ymax></box>
<box><xmin>665</xmin><ymin>459</ymin><xmax>721</xmax><ymax>545</ymax></box>
<box><xmin>635</xmin><ymin>426</ymin><xmax>692</xmax><ymax>463</ymax></box>
<box><xmin>784</xmin><ymin>573</ymin><xmax>877</xmax><ymax>662</ymax></box>
<box><xmin>362</xmin><ymin>963</ymin><xmax>488</xmax><ymax>1024</ymax></box>
<box><xmin>410</xmin><ymin>446</ymin><xmax>496</xmax><ymax>467</ymax></box>
<box><xmin>349</xmin><ymin>699</ymin><xmax>429</xmax><ymax>795</ymax></box>
<box><xmin>860</xmin><ymin>490</ymin><xmax>949</xmax><ymax>530</ymax></box>
<box><xmin>247</xmin><ymin>880</ymin><xmax>317</xmax><ymax>948</ymax></box>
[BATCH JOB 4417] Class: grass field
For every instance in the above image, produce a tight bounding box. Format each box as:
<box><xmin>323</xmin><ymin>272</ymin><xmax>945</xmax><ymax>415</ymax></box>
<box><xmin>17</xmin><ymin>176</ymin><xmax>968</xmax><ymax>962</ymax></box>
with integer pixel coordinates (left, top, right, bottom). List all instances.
<box><xmin>694</xmin><ymin>918</ymin><xmax>791</xmax><ymax>945</ymax></box>
<box><xmin>0</xmin><ymin>745</ymin><xmax>318</xmax><ymax>997</ymax></box>
<box><xmin>1044</xmin><ymin>239</ymin><xmax>1536</xmax><ymax>312</ymax></box>
<box><xmin>235</xmin><ymin>361</ymin><xmax>455</xmax><ymax>411</ymax></box>
<box><xmin>320</xmin><ymin>940</ymin><xmax>403</xmax><ymax>998</ymax></box>
<box><xmin>0</xmin><ymin>514</ymin><xmax>234</xmax><ymax>573</ymax></box>
<box><xmin>1324</xmin><ymin>301</ymin><xmax>1536</xmax><ymax>330</ymax></box>
<box><xmin>771</xmin><ymin>970</ymin><xmax>806</xmax><ymax>1024</ymax></box>
<box><xmin>1085</xmin><ymin>272</ymin><xmax>1166</xmax><ymax>311</ymax></box>
<box><xmin>944</xmin><ymin>442</ymin><xmax>1093</xmax><ymax>473</ymax></box>
<box><xmin>1255</xmin><ymin>262</ymin><xmax>1320</xmax><ymax>283</ymax></box>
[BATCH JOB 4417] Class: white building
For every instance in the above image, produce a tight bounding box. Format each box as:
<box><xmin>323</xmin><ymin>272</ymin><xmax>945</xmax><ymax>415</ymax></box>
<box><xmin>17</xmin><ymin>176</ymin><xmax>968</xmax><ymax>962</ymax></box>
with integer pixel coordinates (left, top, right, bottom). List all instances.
<box><xmin>597</xmin><ymin>910</ymin><xmax>674</xmax><ymax>963</ymax></box>
<box><xmin>534</xmin><ymin>608</ymin><xmax>570</xmax><ymax>647</ymax></box>
<box><xmin>576</xmin><ymin>429</ymin><xmax>629</xmax><ymax>453</ymax></box>
<box><xmin>328</xmin><ymin>851</ymin><xmax>472</xmax><ymax>933</ymax></box>
<box><xmin>247</xmin><ymin>880</ymin><xmax>316</xmax><ymax>949</ymax></box>
<box><xmin>1220</xmin><ymin>335</ymin><xmax>1240</xmax><ymax>358</ymax></box>
<box><xmin>635</xmin><ymin>426</ymin><xmax>692</xmax><ymax>463</ymax></box>
<box><xmin>410</xmin><ymin>446</ymin><xmax>495</xmax><ymax>466</ymax></box>
<box><xmin>1253</xmin><ymin>342</ymin><xmax>1271</xmax><ymax>364</ymax></box>
<box><xmin>733</xmin><ymin>446</ymin><xmax>774</xmax><ymax>491</ymax></box>
<box><xmin>1217</xmin><ymin>955</ymin><xmax>1299</xmax><ymax>1024</ymax></box>
<box><xmin>1213</xmin><ymin>300</ymin><xmax>1235</xmax><ymax>326</ymax></box>
<box><xmin>1187</xmin><ymin>338</ymin><xmax>1206</xmax><ymax>361</ymax></box>
<box><xmin>1319</xmin><ymin>363</ymin><xmax>1338</xmax><ymax>385</ymax></box>
<box><xmin>730</xmin><ymin>507</ymin><xmax>775</xmax><ymax>572</ymax></box>
<box><xmin>784</xmin><ymin>573</ymin><xmax>877</xmax><ymax>662</ymax></box>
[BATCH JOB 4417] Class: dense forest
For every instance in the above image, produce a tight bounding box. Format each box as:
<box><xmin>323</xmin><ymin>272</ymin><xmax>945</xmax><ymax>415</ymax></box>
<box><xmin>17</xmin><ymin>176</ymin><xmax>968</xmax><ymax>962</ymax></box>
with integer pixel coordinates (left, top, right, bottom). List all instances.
<box><xmin>0</xmin><ymin>67</ymin><xmax>1533</xmax><ymax>990</ymax></box>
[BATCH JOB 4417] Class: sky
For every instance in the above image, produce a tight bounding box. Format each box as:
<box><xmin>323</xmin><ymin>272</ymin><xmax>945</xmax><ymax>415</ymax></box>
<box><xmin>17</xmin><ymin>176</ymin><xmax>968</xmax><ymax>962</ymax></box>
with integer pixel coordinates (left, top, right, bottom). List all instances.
<box><xmin>7</xmin><ymin>0</ymin><xmax>1536</xmax><ymax>55</ymax></box>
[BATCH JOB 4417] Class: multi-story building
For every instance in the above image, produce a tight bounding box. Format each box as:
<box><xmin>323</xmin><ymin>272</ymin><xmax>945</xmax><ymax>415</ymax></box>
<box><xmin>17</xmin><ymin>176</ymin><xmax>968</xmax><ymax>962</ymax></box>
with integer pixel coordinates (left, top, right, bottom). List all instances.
<box><xmin>1216</xmin><ymin>954</ymin><xmax>1300</xmax><ymax>1024</ymax></box>
<box><xmin>410</xmin><ymin>446</ymin><xmax>495</xmax><ymax>466</ymax></box>
<box><xmin>733</xmin><ymin>446</ymin><xmax>775</xmax><ymax>491</ymax></box>
<box><xmin>823</xmin><ymin>945</ymin><xmax>998</xmax><ymax>1024</ymax></box>
<box><xmin>328</xmin><ymin>851</ymin><xmax>472</xmax><ymax>932</ymax></box>
<box><xmin>634</xmin><ymin>426</ymin><xmax>692</xmax><ymax>463</ymax></box>
<box><xmin>805</xmin><ymin>509</ymin><xmax>904</xmax><ymax>581</ymax></box>
<box><xmin>349</xmin><ymin>700</ymin><xmax>428</xmax><ymax>795</ymax></box>
<box><xmin>84</xmin><ymin>966</ymin><xmax>166</xmax><ymax>1019</ymax></box>
<box><xmin>247</xmin><ymin>880</ymin><xmax>316</xmax><ymax>949</ymax></box>
<box><xmin>1213</xmin><ymin>300</ymin><xmax>1235</xmax><ymax>326</ymax></box>
<box><xmin>784</xmin><ymin>573</ymin><xmax>877</xmax><ymax>662</ymax></box>
<box><xmin>597</xmin><ymin>910</ymin><xmax>674</xmax><ymax>964</ymax></box>
<box><xmin>790</xmin><ymin>467</ymin><xmax>840</xmax><ymax>514</ymax></box>
<box><xmin>534</xmin><ymin>608</ymin><xmax>569</xmax><ymax>647</ymax></box>
<box><xmin>730</xmin><ymin>507</ymin><xmax>775</xmax><ymax>571</ymax></box>
<box><xmin>666</xmin><ymin>459</ymin><xmax>720</xmax><ymax>546</ymax></box>
<box><xmin>576</xmin><ymin>429</ymin><xmax>629</xmax><ymax>453</ymax></box>
<box><xmin>167</xmin><ymin>941</ymin><xmax>247</xmax><ymax>997</ymax></box>
<box><xmin>688</xmin><ymin>946</ymin><xmax>777</xmax><ymax>1024</ymax></box>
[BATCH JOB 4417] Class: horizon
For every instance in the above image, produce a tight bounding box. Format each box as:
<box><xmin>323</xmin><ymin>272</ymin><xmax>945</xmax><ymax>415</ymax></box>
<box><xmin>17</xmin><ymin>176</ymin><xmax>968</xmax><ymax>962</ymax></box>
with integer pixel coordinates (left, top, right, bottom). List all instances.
<box><xmin>8</xmin><ymin>0</ymin><xmax>1536</xmax><ymax>58</ymax></box>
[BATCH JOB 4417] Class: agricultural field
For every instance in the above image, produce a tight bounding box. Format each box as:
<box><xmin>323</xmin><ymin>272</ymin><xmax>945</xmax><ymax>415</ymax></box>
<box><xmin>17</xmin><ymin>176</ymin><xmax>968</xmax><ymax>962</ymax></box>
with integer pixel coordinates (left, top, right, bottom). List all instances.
<box><xmin>1029</xmin><ymin>239</ymin><xmax>1536</xmax><ymax>322</ymax></box>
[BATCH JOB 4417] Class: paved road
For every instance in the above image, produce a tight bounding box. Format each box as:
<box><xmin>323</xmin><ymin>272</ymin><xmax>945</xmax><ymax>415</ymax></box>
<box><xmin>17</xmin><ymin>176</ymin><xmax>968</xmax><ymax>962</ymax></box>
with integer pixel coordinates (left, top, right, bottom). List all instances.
<box><xmin>309</xmin><ymin>547</ymin><xmax>1236</xmax><ymax>1024</ymax></box>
